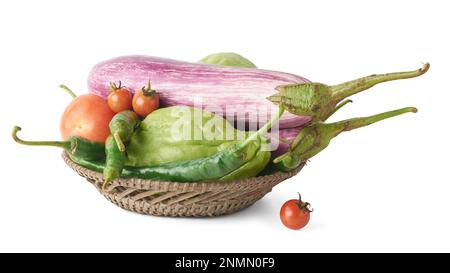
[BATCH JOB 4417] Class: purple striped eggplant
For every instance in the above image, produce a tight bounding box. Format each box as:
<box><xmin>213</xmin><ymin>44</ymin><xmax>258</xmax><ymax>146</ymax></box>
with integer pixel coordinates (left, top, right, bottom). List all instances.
<box><xmin>88</xmin><ymin>55</ymin><xmax>310</xmax><ymax>129</ymax></box>
<box><xmin>88</xmin><ymin>55</ymin><xmax>429</xmax><ymax>129</ymax></box>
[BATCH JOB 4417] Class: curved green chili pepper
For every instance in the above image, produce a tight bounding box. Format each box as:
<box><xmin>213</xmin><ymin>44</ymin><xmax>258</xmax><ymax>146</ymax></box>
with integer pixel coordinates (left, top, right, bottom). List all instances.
<box><xmin>109</xmin><ymin>110</ymin><xmax>139</xmax><ymax>151</ymax></box>
<box><xmin>219</xmin><ymin>143</ymin><xmax>271</xmax><ymax>180</ymax></box>
<box><xmin>217</xmin><ymin>133</ymin><xmax>273</xmax><ymax>180</ymax></box>
<box><xmin>102</xmin><ymin>111</ymin><xmax>140</xmax><ymax>187</ymax></box>
<box><xmin>12</xmin><ymin>126</ymin><xmax>105</xmax><ymax>161</ymax></box>
<box><xmin>72</xmin><ymin>142</ymin><xmax>258</xmax><ymax>182</ymax></box>
<box><xmin>73</xmin><ymin>143</ymin><xmax>245</xmax><ymax>182</ymax></box>
<box><xmin>273</xmin><ymin>107</ymin><xmax>417</xmax><ymax>171</ymax></box>
<box><xmin>103</xmin><ymin>135</ymin><xmax>125</xmax><ymax>187</ymax></box>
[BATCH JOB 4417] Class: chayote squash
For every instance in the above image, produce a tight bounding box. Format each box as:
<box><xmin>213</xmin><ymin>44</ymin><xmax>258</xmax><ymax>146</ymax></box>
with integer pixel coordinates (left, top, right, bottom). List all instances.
<box><xmin>126</xmin><ymin>106</ymin><xmax>245</xmax><ymax>166</ymax></box>
<box><xmin>198</xmin><ymin>52</ymin><xmax>257</xmax><ymax>68</ymax></box>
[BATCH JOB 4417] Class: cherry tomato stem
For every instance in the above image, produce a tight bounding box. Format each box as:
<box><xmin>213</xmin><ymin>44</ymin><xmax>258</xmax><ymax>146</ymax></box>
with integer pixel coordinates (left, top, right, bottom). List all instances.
<box><xmin>142</xmin><ymin>80</ymin><xmax>157</xmax><ymax>97</ymax></box>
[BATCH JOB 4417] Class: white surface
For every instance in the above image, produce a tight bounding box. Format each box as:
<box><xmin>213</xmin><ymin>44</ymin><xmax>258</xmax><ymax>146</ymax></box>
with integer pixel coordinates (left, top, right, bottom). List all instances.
<box><xmin>1</xmin><ymin>0</ymin><xmax>449</xmax><ymax>253</ymax></box>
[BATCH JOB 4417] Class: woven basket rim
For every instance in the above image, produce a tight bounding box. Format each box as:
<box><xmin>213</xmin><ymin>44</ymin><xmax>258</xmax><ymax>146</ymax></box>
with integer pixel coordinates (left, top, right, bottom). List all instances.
<box><xmin>62</xmin><ymin>152</ymin><xmax>304</xmax><ymax>192</ymax></box>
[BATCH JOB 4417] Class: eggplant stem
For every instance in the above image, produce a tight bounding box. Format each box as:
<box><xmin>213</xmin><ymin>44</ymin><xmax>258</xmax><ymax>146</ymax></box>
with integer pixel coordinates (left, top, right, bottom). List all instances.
<box><xmin>12</xmin><ymin>126</ymin><xmax>69</xmax><ymax>149</ymax></box>
<box><xmin>59</xmin><ymin>85</ymin><xmax>77</xmax><ymax>98</ymax></box>
<box><xmin>272</xmin><ymin>107</ymin><xmax>417</xmax><ymax>170</ymax></box>
<box><xmin>326</xmin><ymin>107</ymin><xmax>418</xmax><ymax>136</ymax></box>
<box><xmin>331</xmin><ymin>63</ymin><xmax>429</xmax><ymax>103</ymax></box>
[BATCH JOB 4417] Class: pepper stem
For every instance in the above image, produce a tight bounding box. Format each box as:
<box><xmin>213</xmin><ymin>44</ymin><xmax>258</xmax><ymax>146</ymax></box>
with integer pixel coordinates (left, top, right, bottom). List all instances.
<box><xmin>12</xmin><ymin>126</ymin><xmax>70</xmax><ymax>149</ymax></box>
<box><xmin>113</xmin><ymin>132</ymin><xmax>126</xmax><ymax>152</ymax></box>
<box><xmin>331</xmin><ymin>63</ymin><xmax>429</xmax><ymax>103</ymax></box>
<box><xmin>325</xmin><ymin>107</ymin><xmax>417</xmax><ymax>137</ymax></box>
<box><xmin>59</xmin><ymin>85</ymin><xmax>77</xmax><ymax>99</ymax></box>
<box><xmin>102</xmin><ymin>176</ymin><xmax>113</xmax><ymax>190</ymax></box>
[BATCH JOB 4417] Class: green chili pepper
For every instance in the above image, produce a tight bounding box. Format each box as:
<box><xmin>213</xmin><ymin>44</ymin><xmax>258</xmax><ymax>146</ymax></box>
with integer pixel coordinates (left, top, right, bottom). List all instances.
<box><xmin>101</xmin><ymin>111</ymin><xmax>139</xmax><ymax>187</ymax></box>
<box><xmin>273</xmin><ymin>107</ymin><xmax>417</xmax><ymax>171</ymax></box>
<box><xmin>217</xmin><ymin>133</ymin><xmax>273</xmax><ymax>180</ymax></box>
<box><xmin>103</xmin><ymin>135</ymin><xmax>125</xmax><ymax>188</ymax></box>
<box><xmin>109</xmin><ymin>110</ymin><xmax>139</xmax><ymax>152</ymax></box>
<box><xmin>69</xmin><ymin>155</ymin><xmax>105</xmax><ymax>173</ymax></box>
<box><xmin>12</xmin><ymin>126</ymin><xmax>105</xmax><ymax>161</ymax></box>
<box><xmin>72</xmin><ymin>142</ymin><xmax>258</xmax><ymax>182</ymax></box>
<box><xmin>219</xmin><ymin>144</ymin><xmax>271</xmax><ymax>180</ymax></box>
<box><xmin>72</xmin><ymin>143</ymin><xmax>244</xmax><ymax>182</ymax></box>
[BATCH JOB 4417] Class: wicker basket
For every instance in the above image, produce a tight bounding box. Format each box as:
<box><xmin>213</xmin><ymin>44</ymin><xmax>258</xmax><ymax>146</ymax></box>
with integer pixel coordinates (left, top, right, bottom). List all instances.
<box><xmin>62</xmin><ymin>152</ymin><xmax>304</xmax><ymax>217</ymax></box>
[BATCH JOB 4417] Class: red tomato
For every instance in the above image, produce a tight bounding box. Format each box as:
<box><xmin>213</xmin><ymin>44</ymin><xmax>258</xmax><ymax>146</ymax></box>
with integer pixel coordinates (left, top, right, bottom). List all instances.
<box><xmin>107</xmin><ymin>81</ymin><xmax>132</xmax><ymax>113</ymax></box>
<box><xmin>280</xmin><ymin>194</ymin><xmax>313</xmax><ymax>230</ymax></box>
<box><xmin>132</xmin><ymin>80</ymin><xmax>160</xmax><ymax>117</ymax></box>
<box><xmin>60</xmin><ymin>94</ymin><xmax>115</xmax><ymax>143</ymax></box>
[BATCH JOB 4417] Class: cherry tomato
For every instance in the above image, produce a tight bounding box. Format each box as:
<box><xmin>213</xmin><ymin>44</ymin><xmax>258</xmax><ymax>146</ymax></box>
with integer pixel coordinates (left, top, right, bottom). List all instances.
<box><xmin>107</xmin><ymin>81</ymin><xmax>132</xmax><ymax>113</ymax></box>
<box><xmin>60</xmin><ymin>94</ymin><xmax>114</xmax><ymax>143</ymax></box>
<box><xmin>132</xmin><ymin>80</ymin><xmax>160</xmax><ymax>117</ymax></box>
<box><xmin>280</xmin><ymin>194</ymin><xmax>313</xmax><ymax>230</ymax></box>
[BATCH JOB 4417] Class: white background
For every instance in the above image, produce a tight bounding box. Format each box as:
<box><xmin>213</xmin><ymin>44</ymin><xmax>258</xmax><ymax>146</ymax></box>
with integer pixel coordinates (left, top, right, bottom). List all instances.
<box><xmin>1</xmin><ymin>0</ymin><xmax>449</xmax><ymax>252</ymax></box>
